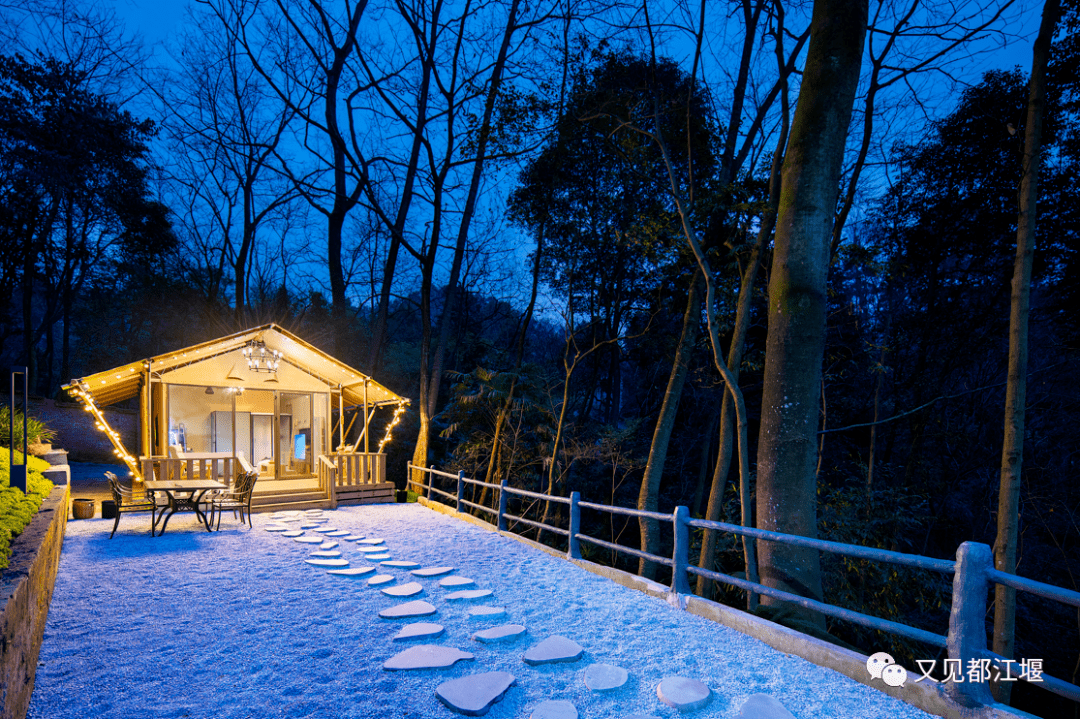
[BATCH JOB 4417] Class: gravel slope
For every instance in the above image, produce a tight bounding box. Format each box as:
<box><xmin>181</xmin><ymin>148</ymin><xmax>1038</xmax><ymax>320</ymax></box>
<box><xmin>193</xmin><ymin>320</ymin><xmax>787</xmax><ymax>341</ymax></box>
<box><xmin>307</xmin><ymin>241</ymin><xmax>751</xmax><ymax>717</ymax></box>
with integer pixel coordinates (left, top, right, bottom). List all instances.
<box><xmin>28</xmin><ymin>503</ymin><xmax>934</xmax><ymax>719</ymax></box>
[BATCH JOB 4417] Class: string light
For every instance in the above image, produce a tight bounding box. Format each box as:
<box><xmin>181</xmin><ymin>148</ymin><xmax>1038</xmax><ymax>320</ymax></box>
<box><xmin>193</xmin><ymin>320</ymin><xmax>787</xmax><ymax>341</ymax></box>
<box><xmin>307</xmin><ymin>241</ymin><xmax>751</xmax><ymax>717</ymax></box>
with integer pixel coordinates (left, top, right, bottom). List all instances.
<box><xmin>377</xmin><ymin>402</ymin><xmax>408</xmax><ymax>453</ymax></box>
<box><xmin>67</xmin><ymin>382</ymin><xmax>142</xmax><ymax>480</ymax></box>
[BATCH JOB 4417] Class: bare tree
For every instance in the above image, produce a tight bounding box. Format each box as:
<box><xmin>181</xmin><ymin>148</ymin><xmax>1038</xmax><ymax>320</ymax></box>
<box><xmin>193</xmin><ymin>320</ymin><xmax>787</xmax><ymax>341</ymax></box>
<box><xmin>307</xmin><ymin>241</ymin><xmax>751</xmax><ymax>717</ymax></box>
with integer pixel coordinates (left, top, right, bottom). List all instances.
<box><xmin>156</xmin><ymin>10</ymin><xmax>299</xmax><ymax>325</ymax></box>
<box><xmin>202</xmin><ymin>0</ymin><xmax>372</xmax><ymax>317</ymax></box>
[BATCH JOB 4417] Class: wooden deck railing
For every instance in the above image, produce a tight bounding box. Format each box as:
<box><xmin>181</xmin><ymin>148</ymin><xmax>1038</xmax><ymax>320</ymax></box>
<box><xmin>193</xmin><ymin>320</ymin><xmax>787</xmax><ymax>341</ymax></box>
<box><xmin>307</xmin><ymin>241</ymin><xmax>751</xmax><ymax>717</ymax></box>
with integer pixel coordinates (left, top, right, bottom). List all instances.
<box><xmin>318</xmin><ymin>452</ymin><xmax>387</xmax><ymax>509</ymax></box>
<box><xmin>139</xmin><ymin>456</ymin><xmax>242</xmax><ymax>484</ymax></box>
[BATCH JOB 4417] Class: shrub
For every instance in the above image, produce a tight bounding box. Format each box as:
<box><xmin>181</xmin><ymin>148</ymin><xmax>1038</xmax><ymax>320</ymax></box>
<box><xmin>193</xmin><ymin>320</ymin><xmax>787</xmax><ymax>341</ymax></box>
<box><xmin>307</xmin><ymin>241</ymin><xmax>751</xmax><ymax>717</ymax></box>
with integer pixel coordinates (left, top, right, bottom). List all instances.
<box><xmin>0</xmin><ymin>450</ymin><xmax>55</xmax><ymax>571</ymax></box>
<box><xmin>0</xmin><ymin>407</ymin><xmax>58</xmax><ymax>451</ymax></box>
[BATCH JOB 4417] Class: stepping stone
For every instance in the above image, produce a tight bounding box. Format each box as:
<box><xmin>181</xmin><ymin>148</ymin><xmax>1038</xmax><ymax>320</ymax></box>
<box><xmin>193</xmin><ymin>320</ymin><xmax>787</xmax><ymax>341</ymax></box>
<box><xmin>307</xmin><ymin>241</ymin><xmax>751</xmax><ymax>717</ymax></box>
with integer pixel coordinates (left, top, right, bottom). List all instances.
<box><xmin>738</xmin><ymin>694</ymin><xmax>796</xmax><ymax>719</ymax></box>
<box><xmin>273</xmin><ymin>510</ymin><xmax>301</xmax><ymax>517</ymax></box>
<box><xmin>584</xmin><ymin>663</ymin><xmax>628</xmax><ymax>692</ymax></box>
<box><xmin>264</xmin><ymin>525</ymin><xmax>290</xmax><ymax>532</ymax></box>
<box><xmin>295</xmin><ymin>536</ymin><xmax>324</xmax><ymax>544</ymax></box>
<box><xmin>313</xmin><ymin>526</ymin><xmax>339</xmax><ymax>533</ymax></box>
<box><xmin>341</xmin><ymin>534</ymin><xmax>365</xmax><ymax>541</ymax></box>
<box><xmin>412</xmin><ymin>566</ymin><xmax>454</xmax><ymax>577</ymax></box>
<box><xmin>310</xmin><ymin>550</ymin><xmax>342</xmax><ymax>558</ymax></box>
<box><xmin>473</xmin><ymin>624</ymin><xmax>526</xmax><ymax>644</ymax></box>
<box><xmin>531</xmin><ymin>700</ymin><xmax>577</xmax><ymax>719</ymax></box>
<box><xmin>656</xmin><ymin>677</ymin><xmax>711</xmax><ymax>712</ymax></box>
<box><xmin>446</xmin><ymin>589</ymin><xmax>493</xmax><ymax>601</ymax></box>
<box><xmin>368</xmin><ymin>574</ymin><xmax>395</xmax><ymax>586</ymax></box>
<box><xmin>382</xmin><ymin>582</ymin><xmax>423</xmax><ymax>597</ymax></box>
<box><xmin>436</xmin><ymin>671</ymin><xmax>516</xmax><ymax>716</ymax></box>
<box><xmin>304</xmin><ymin>508</ymin><xmax>323</xmax><ymax>514</ymax></box>
<box><xmin>281</xmin><ymin>530</ymin><xmax>303</xmax><ymax>537</ymax></box>
<box><xmin>357</xmin><ymin>545</ymin><xmax>389</xmax><ymax>553</ymax></box>
<box><xmin>305</xmin><ymin>558</ymin><xmax>350</xmax><ymax>567</ymax></box>
<box><xmin>523</xmin><ymin>636</ymin><xmax>583</xmax><ymax>666</ymax></box>
<box><xmin>368</xmin><ymin>554</ymin><xmax>392</xmax><ymax>560</ymax></box>
<box><xmin>440</xmin><ymin>576</ymin><xmax>475</xmax><ymax>588</ymax></box>
<box><xmin>299</xmin><ymin>523</ymin><xmax>322</xmax><ymax>529</ymax></box>
<box><xmin>358</xmin><ymin>537</ymin><xmax>385</xmax><ymax>545</ymax></box>
<box><xmin>381</xmin><ymin>560</ymin><xmax>420</xmax><ymax>568</ymax></box>
<box><xmin>383</xmin><ymin>644</ymin><xmax>475</xmax><ymax>671</ymax></box>
<box><xmin>467</xmin><ymin>606</ymin><xmax>506</xmax><ymax>619</ymax></box>
<box><xmin>325</xmin><ymin>530</ymin><xmax>352</xmax><ymax>537</ymax></box>
<box><xmin>379</xmin><ymin>600</ymin><xmax>437</xmax><ymax>619</ymax></box>
<box><xmin>320</xmin><ymin>541</ymin><xmax>339</xmax><ymax>550</ymax></box>
<box><xmin>393</xmin><ymin>622</ymin><xmax>445</xmax><ymax>641</ymax></box>
<box><xmin>328</xmin><ymin>567</ymin><xmax>376</xmax><ymax>577</ymax></box>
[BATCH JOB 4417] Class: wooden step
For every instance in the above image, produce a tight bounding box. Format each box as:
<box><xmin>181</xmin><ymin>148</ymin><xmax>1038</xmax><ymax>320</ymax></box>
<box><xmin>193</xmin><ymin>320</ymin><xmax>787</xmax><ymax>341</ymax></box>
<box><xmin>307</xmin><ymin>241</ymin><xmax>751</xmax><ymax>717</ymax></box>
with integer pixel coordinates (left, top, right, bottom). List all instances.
<box><xmin>250</xmin><ymin>498</ymin><xmax>331</xmax><ymax>513</ymax></box>
<box><xmin>336</xmin><ymin>482</ymin><xmax>395</xmax><ymax>506</ymax></box>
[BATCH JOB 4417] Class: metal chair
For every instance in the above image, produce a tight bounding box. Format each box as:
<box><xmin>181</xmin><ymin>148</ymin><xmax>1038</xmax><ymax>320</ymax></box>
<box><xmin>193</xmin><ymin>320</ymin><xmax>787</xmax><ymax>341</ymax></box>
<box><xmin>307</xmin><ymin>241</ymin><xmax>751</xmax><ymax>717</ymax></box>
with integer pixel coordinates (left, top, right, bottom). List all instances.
<box><xmin>106</xmin><ymin>471</ymin><xmax>160</xmax><ymax>538</ymax></box>
<box><xmin>208</xmin><ymin>470</ymin><xmax>258</xmax><ymax>530</ymax></box>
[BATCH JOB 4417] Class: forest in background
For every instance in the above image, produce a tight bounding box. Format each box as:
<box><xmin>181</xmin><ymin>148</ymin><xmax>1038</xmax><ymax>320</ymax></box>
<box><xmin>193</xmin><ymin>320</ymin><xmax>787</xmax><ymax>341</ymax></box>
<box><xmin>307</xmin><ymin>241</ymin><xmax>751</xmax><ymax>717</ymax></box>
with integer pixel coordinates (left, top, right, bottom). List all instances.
<box><xmin>1</xmin><ymin>0</ymin><xmax>1078</xmax><ymax>715</ymax></box>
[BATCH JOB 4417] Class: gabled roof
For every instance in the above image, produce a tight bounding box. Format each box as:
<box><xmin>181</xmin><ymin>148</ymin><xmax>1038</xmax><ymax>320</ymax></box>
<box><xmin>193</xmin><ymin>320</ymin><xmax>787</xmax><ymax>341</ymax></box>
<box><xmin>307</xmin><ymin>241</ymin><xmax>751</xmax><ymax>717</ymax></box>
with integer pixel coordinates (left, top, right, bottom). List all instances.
<box><xmin>66</xmin><ymin>324</ymin><xmax>409</xmax><ymax>409</ymax></box>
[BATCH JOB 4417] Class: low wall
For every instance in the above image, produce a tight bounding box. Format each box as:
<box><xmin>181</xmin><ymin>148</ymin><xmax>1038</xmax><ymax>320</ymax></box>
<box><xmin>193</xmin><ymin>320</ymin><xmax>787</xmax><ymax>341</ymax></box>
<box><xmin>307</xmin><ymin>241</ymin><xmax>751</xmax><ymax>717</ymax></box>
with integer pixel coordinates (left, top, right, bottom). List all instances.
<box><xmin>417</xmin><ymin>496</ymin><xmax>1038</xmax><ymax>719</ymax></box>
<box><xmin>0</xmin><ymin>485</ymin><xmax>69</xmax><ymax>719</ymax></box>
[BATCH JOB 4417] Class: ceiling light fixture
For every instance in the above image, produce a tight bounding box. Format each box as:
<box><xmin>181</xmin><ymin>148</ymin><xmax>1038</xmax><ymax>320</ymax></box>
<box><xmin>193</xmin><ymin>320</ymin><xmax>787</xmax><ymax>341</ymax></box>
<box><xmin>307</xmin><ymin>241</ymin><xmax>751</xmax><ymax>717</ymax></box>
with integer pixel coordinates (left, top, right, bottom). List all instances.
<box><xmin>242</xmin><ymin>339</ymin><xmax>282</xmax><ymax>373</ymax></box>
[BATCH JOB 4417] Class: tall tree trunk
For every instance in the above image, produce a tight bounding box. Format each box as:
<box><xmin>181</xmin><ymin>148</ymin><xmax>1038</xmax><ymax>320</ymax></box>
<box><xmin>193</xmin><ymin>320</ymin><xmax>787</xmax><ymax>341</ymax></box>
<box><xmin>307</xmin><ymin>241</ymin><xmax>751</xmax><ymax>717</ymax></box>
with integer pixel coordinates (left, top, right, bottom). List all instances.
<box><xmin>992</xmin><ymin>0</ymin><xmax>1059</xmax><ymax>703</ymax></box>
<box><xmin>755</xmin><ymin>0</ymin><xmax>866</xmax><ymax>621</ymax></box>
<box><xmin>637</xmin><ymin>272</ymin><xmax>701</xmax><ymax>578</ymax></box>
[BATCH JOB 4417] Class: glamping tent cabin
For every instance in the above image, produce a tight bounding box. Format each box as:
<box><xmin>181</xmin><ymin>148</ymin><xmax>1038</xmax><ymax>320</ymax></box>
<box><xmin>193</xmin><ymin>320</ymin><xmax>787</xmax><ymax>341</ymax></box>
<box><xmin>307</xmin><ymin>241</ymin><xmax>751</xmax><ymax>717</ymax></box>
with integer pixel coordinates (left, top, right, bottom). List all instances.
<box><xmin>63</xmin><ymin>324</ymin><xmax>410</xmax><ymax>510</ymax></box>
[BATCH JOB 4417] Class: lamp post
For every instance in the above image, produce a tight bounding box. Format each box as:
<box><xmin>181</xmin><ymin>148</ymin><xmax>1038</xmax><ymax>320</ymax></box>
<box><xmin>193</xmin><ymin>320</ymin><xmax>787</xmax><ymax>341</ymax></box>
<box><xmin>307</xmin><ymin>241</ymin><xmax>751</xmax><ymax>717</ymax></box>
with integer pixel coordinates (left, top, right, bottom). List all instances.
<box><xmin>8</xmin><ymin>367</ymin><xmax>28</xmax><ymax>493</ymax></box>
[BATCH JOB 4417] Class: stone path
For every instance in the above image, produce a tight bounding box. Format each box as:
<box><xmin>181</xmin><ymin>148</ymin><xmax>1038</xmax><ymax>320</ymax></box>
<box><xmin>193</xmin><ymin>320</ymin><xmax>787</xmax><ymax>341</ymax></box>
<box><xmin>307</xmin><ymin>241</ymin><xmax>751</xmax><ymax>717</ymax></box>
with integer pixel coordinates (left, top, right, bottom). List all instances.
<box><xmin>263</xmin><ymin>506</ymin><xmax>789</xmax><ymax>718</ymax></box>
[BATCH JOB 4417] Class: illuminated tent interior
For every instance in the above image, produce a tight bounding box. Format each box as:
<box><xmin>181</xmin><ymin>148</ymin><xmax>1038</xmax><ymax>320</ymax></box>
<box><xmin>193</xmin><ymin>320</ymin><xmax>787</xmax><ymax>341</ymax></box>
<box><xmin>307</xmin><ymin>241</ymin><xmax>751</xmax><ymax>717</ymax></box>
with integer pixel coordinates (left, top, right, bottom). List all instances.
<box><xmin>63</xmin><ymin>325</ymin><xmax>410</xmax><ymax>499</ymax></box>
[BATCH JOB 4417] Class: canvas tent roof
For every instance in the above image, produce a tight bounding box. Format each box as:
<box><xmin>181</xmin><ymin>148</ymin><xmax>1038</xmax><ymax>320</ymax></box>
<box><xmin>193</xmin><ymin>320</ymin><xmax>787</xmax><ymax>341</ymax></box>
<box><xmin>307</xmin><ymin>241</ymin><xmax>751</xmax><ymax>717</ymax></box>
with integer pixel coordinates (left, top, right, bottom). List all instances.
<box><xmin>66</xmin><ymin>324</ymin><xmax>409</xmax><ymax>409</ymax></box>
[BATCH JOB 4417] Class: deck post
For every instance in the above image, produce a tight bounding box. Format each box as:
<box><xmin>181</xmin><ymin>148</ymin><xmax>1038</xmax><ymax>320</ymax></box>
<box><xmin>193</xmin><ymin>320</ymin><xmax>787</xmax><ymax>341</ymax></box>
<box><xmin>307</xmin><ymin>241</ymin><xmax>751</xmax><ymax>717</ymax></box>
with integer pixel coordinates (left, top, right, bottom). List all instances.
<box><xmin>947</xmin><ymin>541</ymin><xmax>994</xmax><ymax>708</ymax></box>
<box><xmin>498</xmin><ymin>480</ymin><xmax>508</xmax><ymax>531</ymax></box>
<box><xmin>428</xmin><ymin>464</ymin><xmax>435</xmax><ymax>500</ymax></box>
<box><xmin>456</xmin><ymin>470</ymin><xmax>465</xmax><ymax>513</ymax></box>
<box><xmin>671</xmin><ymin>506</ymin><xmax>691</xmax><ymax>595</ymax></box>
<box><xmin>568</xmin><ymin>491</ymin><xmax>581</xmax><ymax>559</ymax></box>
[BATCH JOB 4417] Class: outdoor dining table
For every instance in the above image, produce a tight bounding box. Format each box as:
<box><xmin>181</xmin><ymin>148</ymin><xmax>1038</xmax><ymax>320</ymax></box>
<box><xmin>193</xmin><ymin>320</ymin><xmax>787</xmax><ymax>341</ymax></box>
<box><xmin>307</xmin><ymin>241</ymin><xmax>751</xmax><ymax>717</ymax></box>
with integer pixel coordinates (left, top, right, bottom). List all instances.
<box><xmin>145</xmin><ymin>479</ymin><xmax>228</xmax><ymax>536</ymax></box>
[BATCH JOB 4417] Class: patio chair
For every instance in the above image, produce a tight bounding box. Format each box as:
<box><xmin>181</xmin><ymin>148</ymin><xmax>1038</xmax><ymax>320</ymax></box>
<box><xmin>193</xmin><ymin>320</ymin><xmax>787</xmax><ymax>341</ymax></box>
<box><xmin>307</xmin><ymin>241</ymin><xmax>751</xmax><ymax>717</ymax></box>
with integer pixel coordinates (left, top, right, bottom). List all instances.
<box><xmin>208</xmin><ymin>470</ymin><xmax>259</xmax><ymax>530</ymax></box>
<box><xmin>106</xmin><ymin>471</ymin><xmax>160</xmax><ymax>539</ymax></box>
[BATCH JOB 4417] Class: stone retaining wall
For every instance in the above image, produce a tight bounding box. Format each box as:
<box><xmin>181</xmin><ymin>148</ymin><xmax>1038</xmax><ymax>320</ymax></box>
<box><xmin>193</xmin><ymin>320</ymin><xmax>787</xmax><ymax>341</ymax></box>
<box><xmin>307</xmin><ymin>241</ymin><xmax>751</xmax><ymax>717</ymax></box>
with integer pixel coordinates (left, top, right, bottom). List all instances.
<box><xmin>0</xmin><ymin>485</ymin><xmax>69</xmax><ymax>719</ymax></box>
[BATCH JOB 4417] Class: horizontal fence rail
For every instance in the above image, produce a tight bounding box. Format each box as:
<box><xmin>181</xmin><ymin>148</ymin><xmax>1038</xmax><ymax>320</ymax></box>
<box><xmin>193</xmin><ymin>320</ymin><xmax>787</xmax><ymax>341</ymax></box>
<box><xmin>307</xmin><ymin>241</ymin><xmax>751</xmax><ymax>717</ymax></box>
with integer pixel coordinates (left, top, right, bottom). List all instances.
<box><xmin>405</xmin><ymin>462</ymin><xmax>1080</xmax><ymax>707</ymax></box>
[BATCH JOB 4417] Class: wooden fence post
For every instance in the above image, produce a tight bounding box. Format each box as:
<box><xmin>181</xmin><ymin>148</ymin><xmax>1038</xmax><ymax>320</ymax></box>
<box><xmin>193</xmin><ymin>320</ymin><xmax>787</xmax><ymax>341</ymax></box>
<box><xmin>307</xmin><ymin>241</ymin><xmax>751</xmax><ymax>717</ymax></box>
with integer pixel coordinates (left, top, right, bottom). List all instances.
<box><xmin>671</xmin><ymin>506</ymin><xmax>691</xmax><ymax>595</ymax></box>
<box><xmin>498</xmin><ymin>480</ymin><xmax>508</xmax><ymax>531</ymax></box>
<box><xmin>947</xmin><ymin>541</ymin><xmax>995</xmax><ymax>708</ymax></box>
<box><xmin>568</xmin><ymin>492</ymin><xmax>581</xmax><ymax>559</ymax></box>
<box><xmin>456</xmin><ymin>470</ymin><xmax>465</xmax><ymax>513</ymax></box>
<box><xmin>428</xmin><ymin>464</ymin><xmax>435</xmax><ymax>499</ymax></box>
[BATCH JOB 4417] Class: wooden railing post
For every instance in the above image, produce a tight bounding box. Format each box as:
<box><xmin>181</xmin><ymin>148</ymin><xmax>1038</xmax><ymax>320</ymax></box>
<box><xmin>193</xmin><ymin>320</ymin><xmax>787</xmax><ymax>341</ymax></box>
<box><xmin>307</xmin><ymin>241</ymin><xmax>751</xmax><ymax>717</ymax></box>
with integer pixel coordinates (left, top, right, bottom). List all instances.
<box><xmin>428</xmin><ymin>464</ymin><xmax>435</xmax><ymax>499</ymax></box>
<box><xmin>947</xmin><ymin>541</ymin><xmax>994</xmax><ymax>708</ymax></box>
<box><xmin>568</xmin><ymin>491</ymin><xmax>581</xmax><ymax>559</ymax></box>
<box><xmin>456</xmin><ymin>470</ymin><xmax>465</xmax><ymax>513</ymax></box>
<box><xmin>498</xmin><ymin>480</ymin><xmax>508</xmax><ymax>531</ymax></box>
<box><xmin>671</xmin><ymin>506</ymin><xmax>691</xmax><ymax>595</ymax></box>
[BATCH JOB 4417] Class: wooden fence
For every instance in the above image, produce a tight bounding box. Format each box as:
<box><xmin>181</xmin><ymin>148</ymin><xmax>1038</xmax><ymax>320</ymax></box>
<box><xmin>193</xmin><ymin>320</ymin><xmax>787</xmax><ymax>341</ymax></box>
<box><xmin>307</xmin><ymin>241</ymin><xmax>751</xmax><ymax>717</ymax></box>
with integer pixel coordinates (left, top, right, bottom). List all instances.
<box><xmin>407</xmin><ymin>461</ymin><xmax>1080</xmax><ymax>708</ymax></box>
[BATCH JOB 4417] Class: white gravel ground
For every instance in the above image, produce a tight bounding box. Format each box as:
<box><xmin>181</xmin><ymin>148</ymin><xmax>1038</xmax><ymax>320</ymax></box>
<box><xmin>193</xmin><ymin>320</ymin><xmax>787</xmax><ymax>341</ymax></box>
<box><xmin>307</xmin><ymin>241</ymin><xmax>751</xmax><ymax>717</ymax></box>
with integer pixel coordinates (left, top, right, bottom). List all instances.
<box><xmin>28</xmin><ymin>503</ymin><xmax>935</xmax><ymax>719</ymax></box>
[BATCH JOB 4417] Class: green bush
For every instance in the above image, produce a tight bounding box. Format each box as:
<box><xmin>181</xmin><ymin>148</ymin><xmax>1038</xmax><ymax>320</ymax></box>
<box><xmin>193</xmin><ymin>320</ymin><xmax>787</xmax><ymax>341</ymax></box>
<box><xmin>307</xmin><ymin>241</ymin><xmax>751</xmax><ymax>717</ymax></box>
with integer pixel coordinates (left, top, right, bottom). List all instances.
<box><xmin>0</xmin><ymin>450</ymin><xmax>55</xmax><ymax>571</ymax></box>
<box><xmin>0</xmin><ymin>407</ymin><xmax>58</xmax><ymax>450</ymax></box>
